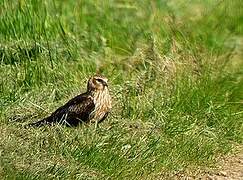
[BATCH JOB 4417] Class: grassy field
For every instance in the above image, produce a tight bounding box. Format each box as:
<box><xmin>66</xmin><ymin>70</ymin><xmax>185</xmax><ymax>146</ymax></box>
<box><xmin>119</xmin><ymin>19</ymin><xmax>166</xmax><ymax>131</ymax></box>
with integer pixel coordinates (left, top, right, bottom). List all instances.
<box><xmin>0</xmin><ymin>0</ymin><xmax>243</xmax><ymax>179</ymax></box>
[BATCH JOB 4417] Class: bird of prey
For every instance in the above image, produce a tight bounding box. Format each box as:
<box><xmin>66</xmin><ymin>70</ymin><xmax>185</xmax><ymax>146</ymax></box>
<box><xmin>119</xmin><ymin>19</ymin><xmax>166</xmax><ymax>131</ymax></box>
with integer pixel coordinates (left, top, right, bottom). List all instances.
<box><xmin>29</xmin><ymin>75</ymin><xmax>112</xmax><ymax>127</ymax></box>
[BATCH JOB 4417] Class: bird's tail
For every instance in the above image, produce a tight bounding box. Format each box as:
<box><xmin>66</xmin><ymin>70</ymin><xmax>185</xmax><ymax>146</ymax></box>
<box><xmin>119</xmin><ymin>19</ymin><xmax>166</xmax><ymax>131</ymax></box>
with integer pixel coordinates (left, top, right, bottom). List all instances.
<box><xmin>26</xmin><ymin>116</ymin><xmax>53</xmax><ymax>127</ymax></box>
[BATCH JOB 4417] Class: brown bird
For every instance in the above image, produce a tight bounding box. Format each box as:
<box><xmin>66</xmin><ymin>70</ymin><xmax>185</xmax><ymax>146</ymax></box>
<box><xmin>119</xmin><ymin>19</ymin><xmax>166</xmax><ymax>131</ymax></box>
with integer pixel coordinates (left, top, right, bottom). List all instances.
<box><xmin>29</xmin><ymin>75</ymin><xmax>112</xmax><ymax>127</ymax></box>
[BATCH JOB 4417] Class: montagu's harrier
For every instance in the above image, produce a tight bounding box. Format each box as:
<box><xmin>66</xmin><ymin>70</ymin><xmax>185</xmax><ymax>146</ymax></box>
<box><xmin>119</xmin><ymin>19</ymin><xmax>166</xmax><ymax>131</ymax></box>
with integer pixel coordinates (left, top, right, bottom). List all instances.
<box><xmin>29</xmin><ymin>75</ymin><xmax>111</xmax><ymax>127</ymax></box>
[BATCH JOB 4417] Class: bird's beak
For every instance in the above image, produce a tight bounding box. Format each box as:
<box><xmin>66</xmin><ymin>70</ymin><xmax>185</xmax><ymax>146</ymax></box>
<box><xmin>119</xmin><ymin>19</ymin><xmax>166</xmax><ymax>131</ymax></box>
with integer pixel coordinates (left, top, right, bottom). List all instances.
<box><xmin>102</xmin><ymin>81</ymin><xmax>108</xmax><ymax>87</ymax></box>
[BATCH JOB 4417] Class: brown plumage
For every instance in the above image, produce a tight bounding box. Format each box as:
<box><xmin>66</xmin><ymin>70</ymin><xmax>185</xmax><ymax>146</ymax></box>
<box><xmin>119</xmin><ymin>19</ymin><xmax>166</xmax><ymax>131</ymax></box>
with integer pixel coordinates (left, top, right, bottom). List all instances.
<box><xmin>29</xmin><ymin>75</ymin><xmax>112</xmax><ymax>127</ymax></box>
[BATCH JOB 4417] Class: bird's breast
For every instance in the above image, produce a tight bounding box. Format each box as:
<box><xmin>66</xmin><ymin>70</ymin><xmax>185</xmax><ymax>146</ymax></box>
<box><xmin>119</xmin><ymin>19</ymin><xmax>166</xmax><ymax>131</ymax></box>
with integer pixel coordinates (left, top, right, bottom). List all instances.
<box><xmin>91</xmin><ymin>90</ymin><xmax>111</xmax><ymax>122</ymax></box>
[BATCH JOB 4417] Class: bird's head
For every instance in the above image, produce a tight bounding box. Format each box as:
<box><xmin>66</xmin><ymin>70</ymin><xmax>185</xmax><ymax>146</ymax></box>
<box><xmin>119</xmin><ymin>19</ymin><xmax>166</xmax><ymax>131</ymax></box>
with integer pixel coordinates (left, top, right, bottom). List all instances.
<box><xmin>87</xmin><ymin>75</ymin><xmax>108</xmax><ymax>92</ymax></box>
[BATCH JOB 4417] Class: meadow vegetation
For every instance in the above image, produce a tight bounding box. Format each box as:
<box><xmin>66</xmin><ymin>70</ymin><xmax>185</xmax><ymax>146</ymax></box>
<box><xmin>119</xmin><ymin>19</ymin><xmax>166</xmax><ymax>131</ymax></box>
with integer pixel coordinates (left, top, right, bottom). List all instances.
<box><xmin>0</xmin><ymin>0</ymin><xmax>243</xmax><ymax>179</ymax></box>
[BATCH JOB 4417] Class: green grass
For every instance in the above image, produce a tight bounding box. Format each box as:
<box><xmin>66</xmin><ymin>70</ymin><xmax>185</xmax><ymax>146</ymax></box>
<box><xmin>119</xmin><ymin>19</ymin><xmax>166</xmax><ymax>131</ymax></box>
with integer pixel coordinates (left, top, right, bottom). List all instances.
<box><xmin>1</xmin><ymin>0</ymin><xmax>243</xmax><ymax>179</ymax></box>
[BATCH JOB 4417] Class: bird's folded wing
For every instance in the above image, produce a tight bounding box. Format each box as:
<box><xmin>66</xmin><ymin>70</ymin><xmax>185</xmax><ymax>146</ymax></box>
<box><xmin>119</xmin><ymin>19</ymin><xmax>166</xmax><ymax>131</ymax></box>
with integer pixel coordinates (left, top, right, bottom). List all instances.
<box><xmin>50</xmin><ymin>94</ymin><xmax>95</xmax><ymax>124</ymax></box>
<box><xmin>67</xmin><ymin>95</ymin><xmax>95</xmax><ymax>121</ymax></box>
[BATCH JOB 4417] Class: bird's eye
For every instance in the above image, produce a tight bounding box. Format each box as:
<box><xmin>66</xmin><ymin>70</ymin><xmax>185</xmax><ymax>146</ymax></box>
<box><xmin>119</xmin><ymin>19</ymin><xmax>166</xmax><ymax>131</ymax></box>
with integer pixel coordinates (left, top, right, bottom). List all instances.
<box><xmin>96</xmin><ymin>79</ymin><xmax>103</xmax><ymax>83</ymax></box>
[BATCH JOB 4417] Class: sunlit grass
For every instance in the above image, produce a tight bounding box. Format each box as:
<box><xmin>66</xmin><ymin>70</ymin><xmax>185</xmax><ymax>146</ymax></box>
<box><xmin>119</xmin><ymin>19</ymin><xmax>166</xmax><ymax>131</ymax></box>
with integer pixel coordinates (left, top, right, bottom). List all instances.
<box><xmin>0</xmin><ymin>0</ymin><xmax>243</xmax><ymax>179</ymax></box>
